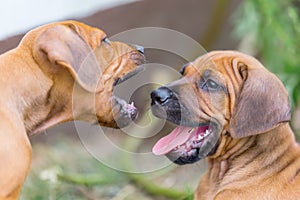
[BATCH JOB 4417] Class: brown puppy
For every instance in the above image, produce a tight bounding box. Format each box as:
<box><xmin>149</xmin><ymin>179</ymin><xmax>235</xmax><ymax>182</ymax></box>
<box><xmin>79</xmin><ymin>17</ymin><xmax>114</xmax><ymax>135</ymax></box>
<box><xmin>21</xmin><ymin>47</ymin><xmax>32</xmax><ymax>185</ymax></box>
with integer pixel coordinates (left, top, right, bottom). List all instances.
<box><xmin>0</xmin><ymin>20</ymin><xmax>144</xmax><ymax>200</ymax></box>
<box><xmin>151</xmin><ymin>51</ymin><xmax>300</xmax><ymax>200</ymax></box>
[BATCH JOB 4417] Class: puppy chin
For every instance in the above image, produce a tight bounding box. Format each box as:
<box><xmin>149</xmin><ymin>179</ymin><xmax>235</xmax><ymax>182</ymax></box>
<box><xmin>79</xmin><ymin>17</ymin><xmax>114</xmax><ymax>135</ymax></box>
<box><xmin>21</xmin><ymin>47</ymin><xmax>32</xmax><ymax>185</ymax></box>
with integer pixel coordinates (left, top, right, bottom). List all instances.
<box><xmin>111</xmin><ymin>96</ymin><xmax>137</xmax><ymax>128</ymax></box>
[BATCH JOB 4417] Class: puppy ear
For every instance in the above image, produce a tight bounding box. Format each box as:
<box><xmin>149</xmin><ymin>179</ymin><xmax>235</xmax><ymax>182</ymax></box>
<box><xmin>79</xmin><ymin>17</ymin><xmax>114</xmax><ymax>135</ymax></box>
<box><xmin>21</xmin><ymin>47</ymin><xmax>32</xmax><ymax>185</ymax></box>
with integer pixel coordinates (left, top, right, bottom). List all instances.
<box><xmin>35</xmin><ymin>23</ymin><xmax>102</xmax><ymax>92</ymax></box>
<box><xmin>229</xmin><ymin>64</ymin><xmax>291</xmax><ymax>138</ymax></box>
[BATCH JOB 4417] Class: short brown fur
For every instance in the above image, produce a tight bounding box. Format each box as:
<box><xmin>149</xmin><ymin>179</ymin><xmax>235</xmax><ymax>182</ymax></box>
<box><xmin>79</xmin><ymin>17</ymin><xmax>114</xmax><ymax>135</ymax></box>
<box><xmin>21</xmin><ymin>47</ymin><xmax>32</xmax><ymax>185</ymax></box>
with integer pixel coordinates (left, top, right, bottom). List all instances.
<box><xmin>0</xmin><ymin>21</ymin><xmax>144</xmax><ymax>199</ymax></box>
<box><xmin>157</xmin><ymin>51</ymin><xmax>300</xmax><ymax>199</ymax></box>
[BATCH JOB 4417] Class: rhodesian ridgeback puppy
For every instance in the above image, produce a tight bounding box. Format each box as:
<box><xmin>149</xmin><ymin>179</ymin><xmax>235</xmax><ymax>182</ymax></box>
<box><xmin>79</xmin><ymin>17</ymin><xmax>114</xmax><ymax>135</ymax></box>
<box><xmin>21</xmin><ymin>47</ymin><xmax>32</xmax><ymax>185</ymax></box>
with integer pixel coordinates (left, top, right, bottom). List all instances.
<box><xmin>151</xmin><ymin>51</ymin><xmax>300</xmax><ymax>200</ymax></box>
<box><xmin>0</xmin><ymin>20</ymin><xmax>144</xmax><ymax>199</ymax></box>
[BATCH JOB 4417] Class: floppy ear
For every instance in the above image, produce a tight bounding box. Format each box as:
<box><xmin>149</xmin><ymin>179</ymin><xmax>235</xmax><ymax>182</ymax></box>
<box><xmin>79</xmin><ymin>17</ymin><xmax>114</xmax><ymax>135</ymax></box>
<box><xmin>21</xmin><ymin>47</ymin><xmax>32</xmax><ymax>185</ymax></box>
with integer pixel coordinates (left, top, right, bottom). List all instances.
<box><xmin>35</xmin><ymin>24</ymin><xmax>102</xmax><ymax>92</ymax></box>
<box><xmin>229</xmin><ymin>64</ymin><xmax>291</xmax><ymax>138</ymax></box>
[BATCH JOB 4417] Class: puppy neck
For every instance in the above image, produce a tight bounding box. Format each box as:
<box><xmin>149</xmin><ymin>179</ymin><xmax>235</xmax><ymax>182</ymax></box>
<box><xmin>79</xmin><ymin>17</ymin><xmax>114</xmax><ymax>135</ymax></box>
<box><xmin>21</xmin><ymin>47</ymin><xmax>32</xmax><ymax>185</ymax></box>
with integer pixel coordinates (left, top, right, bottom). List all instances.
<box><xmin>206</xmin><ymin>123</ymin><xmax>298</xmax><ymax>188</ymax></box>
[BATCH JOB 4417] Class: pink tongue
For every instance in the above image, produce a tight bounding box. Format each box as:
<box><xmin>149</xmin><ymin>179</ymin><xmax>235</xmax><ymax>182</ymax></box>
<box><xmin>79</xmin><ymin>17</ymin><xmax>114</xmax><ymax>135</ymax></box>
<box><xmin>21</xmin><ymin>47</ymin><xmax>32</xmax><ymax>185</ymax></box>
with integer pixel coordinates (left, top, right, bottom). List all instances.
<box><xmin>152</xmin><ymin>126</ymin><xmax>193</xmax><ymax>156</ymax></box>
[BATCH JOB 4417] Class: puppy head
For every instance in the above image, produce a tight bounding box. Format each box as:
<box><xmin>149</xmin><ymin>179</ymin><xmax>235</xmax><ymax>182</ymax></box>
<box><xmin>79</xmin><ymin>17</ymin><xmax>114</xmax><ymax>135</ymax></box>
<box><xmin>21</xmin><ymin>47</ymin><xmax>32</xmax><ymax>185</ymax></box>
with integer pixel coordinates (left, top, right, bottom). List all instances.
<box><xmin>30</xmin><ymin>20</ymin><xmax>145</xmax><ymax>128</ymax></box>
<box><xmin>151</xmin><ymin>51</ymin><xmax>290</xmax><ymax>164</ymax></box>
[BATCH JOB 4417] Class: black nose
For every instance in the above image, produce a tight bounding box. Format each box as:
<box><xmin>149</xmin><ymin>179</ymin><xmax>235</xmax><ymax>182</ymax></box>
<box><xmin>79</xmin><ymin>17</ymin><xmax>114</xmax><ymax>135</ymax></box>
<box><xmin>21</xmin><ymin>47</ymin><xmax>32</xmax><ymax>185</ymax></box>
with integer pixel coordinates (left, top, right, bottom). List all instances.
<box><xmin>151</xmin><ymin>87</ymin><xmax>173</xmax><ymax>105</ymax></box>
<box><xmin>133</xmin><ymin>45</ymin><xmax>144</xmax><ymax>54</ymax></box>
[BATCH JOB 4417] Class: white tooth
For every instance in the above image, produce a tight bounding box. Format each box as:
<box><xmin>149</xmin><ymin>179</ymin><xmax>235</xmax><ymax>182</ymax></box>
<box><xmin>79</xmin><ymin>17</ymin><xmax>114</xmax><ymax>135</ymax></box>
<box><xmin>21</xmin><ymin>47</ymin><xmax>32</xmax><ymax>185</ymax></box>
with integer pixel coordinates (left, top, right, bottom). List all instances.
<box><xmin>130</xmin><ymin>102</ymin><xmax>135</xmax><ymax>107</ymax></box>
<box><xmin>205</xmin><ymin>130</ymin><xmax>210</xmax><ymax>136</ymax></box>
<box><xmin>198</xmin><ymin>135</ymin><xmax>203</xmax><ymax>140</ymax></box>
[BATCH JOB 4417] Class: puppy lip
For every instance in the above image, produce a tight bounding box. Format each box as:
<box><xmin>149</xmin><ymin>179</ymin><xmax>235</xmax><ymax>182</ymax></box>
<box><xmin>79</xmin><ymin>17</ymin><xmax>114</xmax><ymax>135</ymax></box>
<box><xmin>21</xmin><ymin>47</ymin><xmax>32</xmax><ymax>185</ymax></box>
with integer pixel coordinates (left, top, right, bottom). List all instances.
<box><xmin>130</xmin><ymin>51</ymin><xmax>146</xmax><ymax>65</ymax></box>
<box><xmin>109</xmin><ymin>65</ymin><xmax>145</xmax><ymax>127</ymax></box>
<box><xmin>152</xmin><ymin>124</ymin><xmax>211</xmax><ymax>156</ymax></box>
<box><xmin>113</xmin><ymin>65</ymin><xmax>145</xmax><ymax>87</ymax></box>
<box><xmin>153</xmin><ymin>120</ymin><xmax>220</xmax><ymax>164</ymax></box>
<box><xmin>111</xmin><ymin>96</ymin><xmax>138</xmax><ymax>128</ymax></box>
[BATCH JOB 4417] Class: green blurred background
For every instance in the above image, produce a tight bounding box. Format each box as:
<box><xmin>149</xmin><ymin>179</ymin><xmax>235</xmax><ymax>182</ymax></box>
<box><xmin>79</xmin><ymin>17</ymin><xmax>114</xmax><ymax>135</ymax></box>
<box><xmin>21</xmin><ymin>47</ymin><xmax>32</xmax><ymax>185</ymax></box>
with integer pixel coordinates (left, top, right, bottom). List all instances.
<box><xmin>234</xmin><ymin>0</ymin><xmax>300</xmax><ymax>139</ymax></box>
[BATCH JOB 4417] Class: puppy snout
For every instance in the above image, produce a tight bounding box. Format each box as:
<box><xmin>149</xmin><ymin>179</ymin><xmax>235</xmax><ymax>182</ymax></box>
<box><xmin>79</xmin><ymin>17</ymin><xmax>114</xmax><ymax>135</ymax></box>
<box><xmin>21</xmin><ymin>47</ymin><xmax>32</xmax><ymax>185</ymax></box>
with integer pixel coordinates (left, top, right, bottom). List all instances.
<box><xmin>151</xmin><ymin>86</ymin><xmax>174</xmax><ymax>105</ymax></box>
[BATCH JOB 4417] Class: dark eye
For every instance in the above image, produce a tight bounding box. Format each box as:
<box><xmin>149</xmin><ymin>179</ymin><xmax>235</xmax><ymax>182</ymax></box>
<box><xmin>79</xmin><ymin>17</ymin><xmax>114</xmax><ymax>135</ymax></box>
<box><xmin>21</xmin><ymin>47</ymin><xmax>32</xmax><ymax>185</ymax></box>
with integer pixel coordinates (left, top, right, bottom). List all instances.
<box><xmin>206</xmin><ymin>79</ymin><xmax>218</xmax><ymax>89</ymax></box>
<box><xmin>102</xmin><ymin>37</ymin><xmax>110</xmax><ymax>44</ymax></box>
<box><xmin>201</xmin><ymin>79</ymin><xmax>220</xmax><ymax>91</ymax></box>
<box><xmin>180</xmin><ymin>63</ymin><xmax>189</xmax><ymax>75</ymax></box>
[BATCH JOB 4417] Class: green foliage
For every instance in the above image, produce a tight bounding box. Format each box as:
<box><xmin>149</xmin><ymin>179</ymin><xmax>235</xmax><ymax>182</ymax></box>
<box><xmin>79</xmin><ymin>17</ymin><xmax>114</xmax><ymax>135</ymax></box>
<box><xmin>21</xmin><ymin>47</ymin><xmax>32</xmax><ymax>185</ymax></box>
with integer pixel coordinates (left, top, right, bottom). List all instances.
<box><xmin>21</xmin><ymin>139</ymin><xmax>195</xmax><ymax>200</ymax></box>
<box><xmin>20</xmin><ymin>142</ymin><xmax>127</xmax><ymax>200</ymax></box>
<box><xmin>127</xmin><ymin>174</ymin><xmax>193</xmax><ymax>200</ymax></box>
<box><xmin>233</xmin><ymin>0</ymin><xmax>300</xmax><ymax>107</ymax></box>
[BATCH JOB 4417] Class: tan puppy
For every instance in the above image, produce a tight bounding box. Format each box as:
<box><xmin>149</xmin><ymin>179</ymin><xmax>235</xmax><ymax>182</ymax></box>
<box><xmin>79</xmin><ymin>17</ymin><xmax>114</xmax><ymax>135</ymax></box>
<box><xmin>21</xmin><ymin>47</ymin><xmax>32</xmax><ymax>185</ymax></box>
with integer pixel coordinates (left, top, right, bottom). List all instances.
<box><xmin>0</xmin><ymin>20</ymin><xmax>144</xmax><ymax>199</ymax></box>
<box><xmin>151</xmin><ymin>51</ymin><xmax>300</xmax><ymax>200</ymax></box>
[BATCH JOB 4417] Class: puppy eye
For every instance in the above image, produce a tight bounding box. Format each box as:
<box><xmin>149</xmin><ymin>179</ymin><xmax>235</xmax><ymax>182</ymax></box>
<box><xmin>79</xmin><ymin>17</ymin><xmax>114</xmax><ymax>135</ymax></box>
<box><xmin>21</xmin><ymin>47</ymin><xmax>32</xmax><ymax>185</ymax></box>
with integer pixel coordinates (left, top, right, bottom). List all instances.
<box><xmin>206</xmin><ymin>79</ymin><xmax>218</xmax><ymax>89</ymax></box>
<box><xmin>180</xmin><ymin>63</ymin><xmax>189</xmax><ymax>75</ymax></box>
<box><xmin>201</xmin><ymin>79</ymin><xmax>220</xmax><ymax>91</ymax></box>
<box><xmin>101</xmin><ymin>37</ymin><xmax>110</xmax><ymax>44</ymax></box>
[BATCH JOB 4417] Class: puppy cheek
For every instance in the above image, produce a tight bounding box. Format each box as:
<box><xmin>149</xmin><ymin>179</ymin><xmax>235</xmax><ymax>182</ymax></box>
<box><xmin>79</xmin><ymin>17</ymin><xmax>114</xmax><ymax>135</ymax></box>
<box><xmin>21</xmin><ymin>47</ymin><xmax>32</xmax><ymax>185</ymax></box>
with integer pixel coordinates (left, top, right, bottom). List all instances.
<box><xmin>94</xmin><ymin>95</ymin><xmax>114</xmax><ymax>124</ymax></box>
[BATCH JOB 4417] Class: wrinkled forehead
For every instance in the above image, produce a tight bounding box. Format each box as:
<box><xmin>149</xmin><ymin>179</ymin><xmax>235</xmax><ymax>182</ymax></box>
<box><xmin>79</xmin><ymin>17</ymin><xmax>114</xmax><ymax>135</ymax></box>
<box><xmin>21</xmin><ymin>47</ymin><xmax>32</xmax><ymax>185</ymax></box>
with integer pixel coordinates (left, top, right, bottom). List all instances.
<box><xmin>182</xmin><ymin>53</ymin><xmax>227</xmax><ymax>75</ymax></box>
<box><xmin>64</xmin><ymin>21</ymin><xmax>107</xmax><ymax>49</ymax></box>
<box><xmin>182</xmin><ymin>51</ymin><xmax>263</xmax><ymax>76</ymax></box>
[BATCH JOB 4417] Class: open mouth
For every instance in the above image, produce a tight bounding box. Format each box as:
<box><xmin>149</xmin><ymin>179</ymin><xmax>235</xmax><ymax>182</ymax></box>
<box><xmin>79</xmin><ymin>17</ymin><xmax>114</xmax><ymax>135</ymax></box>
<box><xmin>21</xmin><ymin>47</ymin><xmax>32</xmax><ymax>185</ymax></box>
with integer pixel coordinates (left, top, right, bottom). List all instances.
<box><xmin>152</xmin><ymin>123</ymin><xmax>219</xmax><ymax>164</ymax></box>
<box><xmin>111</xmin><ymin>65</ymin><xmax>145</xmax><ymax>127</ymax></box>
